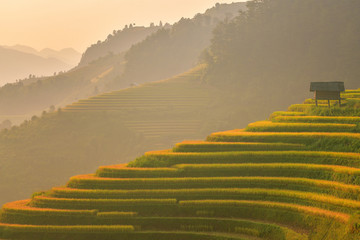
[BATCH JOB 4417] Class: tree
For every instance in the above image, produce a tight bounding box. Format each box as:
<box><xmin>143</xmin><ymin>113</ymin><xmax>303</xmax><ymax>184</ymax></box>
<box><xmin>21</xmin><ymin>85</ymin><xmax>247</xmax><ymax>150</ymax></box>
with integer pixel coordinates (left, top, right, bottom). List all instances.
<box><xmin>1</xmin><ymin>120</ymin><xmax>11</xmax><ymax>129</ymax></box>
<box><xmin>49</xmin><ymin>105</ymin><xmax>55</xmax><ymax>113</ymax></box>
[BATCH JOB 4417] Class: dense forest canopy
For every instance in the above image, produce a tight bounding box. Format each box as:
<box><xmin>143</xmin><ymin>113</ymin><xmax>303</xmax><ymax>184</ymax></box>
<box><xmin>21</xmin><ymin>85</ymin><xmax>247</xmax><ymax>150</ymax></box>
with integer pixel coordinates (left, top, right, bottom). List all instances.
<box><xmin>204</xmin><ymin>0</ymin><xmax>360</xmax><ymax>99</ymax></box>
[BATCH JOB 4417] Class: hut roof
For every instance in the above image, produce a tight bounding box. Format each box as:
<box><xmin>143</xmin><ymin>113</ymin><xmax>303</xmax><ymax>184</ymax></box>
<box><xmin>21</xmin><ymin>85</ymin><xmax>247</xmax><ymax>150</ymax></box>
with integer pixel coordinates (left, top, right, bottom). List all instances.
<box><xmin>310</xmin><ymin>82</ymin><xmax>345</xmax><ymax>92</ymax></box>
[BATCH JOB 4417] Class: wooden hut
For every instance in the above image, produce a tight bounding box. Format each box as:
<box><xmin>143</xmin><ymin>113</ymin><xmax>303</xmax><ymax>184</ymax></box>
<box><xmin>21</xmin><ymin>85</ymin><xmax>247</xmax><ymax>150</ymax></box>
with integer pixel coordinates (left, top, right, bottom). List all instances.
<box><xmin>310</xmin><ymin>82</ymin><xmax>345</xmax><ymax>107</ymax></box>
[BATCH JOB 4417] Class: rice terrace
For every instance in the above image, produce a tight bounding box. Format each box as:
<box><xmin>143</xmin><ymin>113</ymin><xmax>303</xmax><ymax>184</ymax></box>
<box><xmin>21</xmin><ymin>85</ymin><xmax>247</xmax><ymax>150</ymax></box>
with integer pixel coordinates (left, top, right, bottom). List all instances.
<box><xmin>0</xmin><ymin>89</ymin><xmax>360</xmax><ymax>240</ymax></box>
<box><xmin>1</xmin><ymin>0</ymin><xmax>360</xmax><ymax>239</ymax></box>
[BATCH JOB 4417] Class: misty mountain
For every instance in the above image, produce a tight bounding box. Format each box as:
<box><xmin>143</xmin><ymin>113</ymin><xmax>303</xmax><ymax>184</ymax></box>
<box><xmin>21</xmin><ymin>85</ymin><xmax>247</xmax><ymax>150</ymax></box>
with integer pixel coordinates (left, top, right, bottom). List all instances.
<box><xmin>116</xmin><ymin>2</ymin><xmax>247</xmax><ymax>86</ymax></box>
<box><xmin>79</xmin><ymin>25</ymin><xmax>163</xmax><ymax>66</ymax></box>
<box><xmin>3</xmin><ymin>45</ymin><xmax>39</xmax><ymax>55</ymax></box>
<box><xmin>39</xmin><ymin>48</ymin><xmax>81</xmax><ymax>66</ymax></box>
<box><xmin>0</xmin><ymin>53</ymin><xmax>125</xmax><ymax>121</ymax></box>
<box><xmin>3</xmin><ymin>45</ymin><xmax>81</xmax><ymax>66</ymax></box>
<box><xmin>0</xmin><ymin>2</ymin><xmax>245</xmax><ymax>123</ymax></box>
<box><xmin>0</xmin><ymin>47</ymin><xmax>71</xmax><ymax>86</ymax></box>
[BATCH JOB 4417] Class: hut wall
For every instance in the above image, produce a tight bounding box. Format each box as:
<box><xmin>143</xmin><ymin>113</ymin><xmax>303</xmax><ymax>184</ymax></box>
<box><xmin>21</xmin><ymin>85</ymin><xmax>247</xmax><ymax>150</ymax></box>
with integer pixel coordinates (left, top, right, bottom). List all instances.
<box><xmin>315</xmin><ymin>91</ymin><xmax>340</xmax><ymax>100</ymax></box>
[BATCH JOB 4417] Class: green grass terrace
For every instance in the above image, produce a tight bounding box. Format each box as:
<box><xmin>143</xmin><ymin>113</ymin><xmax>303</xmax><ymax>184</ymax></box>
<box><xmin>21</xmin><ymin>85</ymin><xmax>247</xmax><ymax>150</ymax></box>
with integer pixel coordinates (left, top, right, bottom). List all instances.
<box><xmin>1</xmin><ymin>89</ymin><xmax>360</xmax><ymax>239</ymax></box>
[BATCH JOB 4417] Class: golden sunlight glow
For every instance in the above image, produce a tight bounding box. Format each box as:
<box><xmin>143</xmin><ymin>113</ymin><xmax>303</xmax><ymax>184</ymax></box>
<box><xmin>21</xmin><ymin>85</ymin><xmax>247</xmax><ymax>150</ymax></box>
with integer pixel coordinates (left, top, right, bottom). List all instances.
<box><xmin>0</xmin><ymin>0</ymin><xmax>244</xmax><ymax>51</ymax></box>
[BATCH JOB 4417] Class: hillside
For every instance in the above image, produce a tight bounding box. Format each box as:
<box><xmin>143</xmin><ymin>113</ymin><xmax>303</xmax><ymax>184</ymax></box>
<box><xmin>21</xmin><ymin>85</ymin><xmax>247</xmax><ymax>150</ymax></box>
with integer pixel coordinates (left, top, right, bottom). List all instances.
<box><xmin>1</xmin><ymin>90</ymin><xmax>360</xmax><ymax>239</ymax></box>
<box><xmin>0</xmin><ymin>47</ymin><xmax>71</xmax><ymax>86</ymax></box>
<box><xmin>0</xmin><ymin>2</ymin><xmax>245</xmax><ymax>124</ymax></box>
<box><xmin>2</xmin><ymin>0</ymin><xmax>359</xmax><ymax>128</ymax></box>
<box><xmin>117</xmin><ymin>2</ymin><xmax>247</xmax><ymax>87</ymax></box>
<box><xmin>63</xmin><ymin>65</ymin><xmax>214</xmax><ymax>147</ymax></box>
<box><xmin>0</xmin><ymin>2</ymin><xmax>358</xmax><ymax>238</ymax></box>
<box><xmin>79</xmin><ymin>25</ymin><xmax>163</xmax><ymax>66</ymax></box>
<box><xmin>0</xmin><ymin>64</ymin><xmax>271</xmax><ymax>206</ymax></box>
<box><xmin>202</xmin><ymin>0</ymin><xmax>360</xmax><ymax>111</ymax></box>
<box><xmin>0</xmin><ymin>53</ymin><xmax>125</xmax><ymax>124</ymax></box>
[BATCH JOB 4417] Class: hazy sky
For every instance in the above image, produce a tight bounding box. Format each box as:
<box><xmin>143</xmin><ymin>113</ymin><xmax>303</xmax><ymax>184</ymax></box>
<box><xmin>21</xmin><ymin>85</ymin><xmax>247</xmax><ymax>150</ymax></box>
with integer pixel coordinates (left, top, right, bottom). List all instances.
<box><xmin>0</xmin><ymin>0</ymin><xmax>246</xmax><ymax>52</ymax></box>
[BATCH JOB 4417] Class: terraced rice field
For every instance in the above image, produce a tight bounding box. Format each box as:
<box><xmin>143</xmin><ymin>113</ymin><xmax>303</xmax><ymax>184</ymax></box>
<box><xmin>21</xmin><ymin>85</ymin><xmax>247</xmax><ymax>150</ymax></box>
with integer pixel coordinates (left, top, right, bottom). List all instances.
<box><xmin>0</xmin><ymin>91</ymin><xmax>360</xmax><ymax>239</ymax></box>
<box><xmin>62</xmin><ymin>65</ymin><xmax>213</xmax><ymax>148</ymax></box>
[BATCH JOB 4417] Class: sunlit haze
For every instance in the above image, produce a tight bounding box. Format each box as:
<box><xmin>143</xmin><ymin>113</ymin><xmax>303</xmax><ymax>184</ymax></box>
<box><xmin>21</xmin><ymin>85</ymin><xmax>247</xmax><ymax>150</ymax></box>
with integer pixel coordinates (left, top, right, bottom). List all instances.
<box><xmin>0</xmin><ymin>0</ymin><xmax>246</xmax><ymax>52</ymax></box>
<box><xmin>0</xmin><ymin>1</ymin><xmax>359</xmax><ymax>238</ymax></box>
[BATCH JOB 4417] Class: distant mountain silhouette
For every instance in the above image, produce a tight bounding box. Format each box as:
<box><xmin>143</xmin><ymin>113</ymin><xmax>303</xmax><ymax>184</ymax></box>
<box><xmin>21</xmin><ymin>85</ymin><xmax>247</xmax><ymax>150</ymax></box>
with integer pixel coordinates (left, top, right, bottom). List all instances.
<box><xmin>39</xmin><ymin>48</ymin><xmax>81</xmax><ymax>66</ymax></box>
<box><xmin>3</xmin><ymin>45</ymin><xmax>81</xmax><ymax>66</ymax></box>
<box><xmin>0</xmin><ymin>47</ymin><xmax>73</xmax><ymax>86</ymax></box>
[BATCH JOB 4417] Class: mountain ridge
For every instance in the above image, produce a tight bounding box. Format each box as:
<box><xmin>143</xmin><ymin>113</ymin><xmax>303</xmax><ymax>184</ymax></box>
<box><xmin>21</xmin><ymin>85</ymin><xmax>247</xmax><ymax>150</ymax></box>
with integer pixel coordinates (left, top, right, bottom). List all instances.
<box><xmin>2</xmin><ymin>45</ymin><xmax>81</xmax><ymax>67</ymax></box>
<box><xmin>0</xmin><ymin>2</ymin><xmax>245</xmax><ymax>124</ymax></box>
<box><xmin>0</xmin><ymin>46</ymin><xmax>72</xmax><ymax>86</ymax></box>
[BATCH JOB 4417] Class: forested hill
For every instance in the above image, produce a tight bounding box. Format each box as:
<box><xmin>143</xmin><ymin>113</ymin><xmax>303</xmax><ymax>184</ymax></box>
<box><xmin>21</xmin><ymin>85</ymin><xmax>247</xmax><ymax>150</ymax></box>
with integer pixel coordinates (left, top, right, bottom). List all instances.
<box><xmin>202</xmin><ymin>0</ymin><xmax>360</xmax><ymax>109</ymax></box>
<box><xmin>114</xmin><ymin>2</ymin><xmax>247</xmax><ymax>87</ymax></box>
<box><xmin>79</xmin><ymin>25</ymin><xmax>162</xmax><ymax>66</ymax></box>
